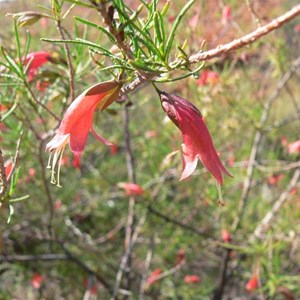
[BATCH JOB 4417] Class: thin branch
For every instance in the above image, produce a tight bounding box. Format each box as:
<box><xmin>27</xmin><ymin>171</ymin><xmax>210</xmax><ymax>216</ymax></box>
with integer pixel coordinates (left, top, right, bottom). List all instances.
<box><xmin>116</xmin><ymin>106</ymin><xmax>137</xmax><ymax>298</ymax></box>
<box><xmin>111</xmin><ymin>215</ymin><xmax>146</xmax><ymax>300</ymax></box>
<box><xmin>56</xmin><ymin>19</ymin><xmax>75</xmax><ymax>102</ymax></box>
<box><xmin>253</xmin><ymin>169</ymin><xmax>300</xmax><ymax>239</ymax></box>
<box><xmin>95</xmin><ymin>2</ymin><xmax>134</xmax><ymax>60</ymax></box>
<box><xmin>139</xmin><ymin>236</ymin><xmax>155</xmax><ymax>299</ymax></box>
<box><xmin>0</xmin><ymin>254</ymin><xmax>69</xmax><ymax>262</ymax></box>
<box><xmin>121</xmin><ymin>4</ymin><xmax>300</xmax><ymax>95</ymax></box>
<box><xmin>24</xmin><ymin>81</ymin><xmax>60</xmax><ymax>122</ymax></box>
<box><xmin>147</xmin><ymin>205</ymin><xmax>210</xmax><ymax>238</ymax></box>
<box><xmin>0</xmin><ymin>148</ymin><xmax>8</xmax><ymax>197</ymax></box>
<box><xmin>245</xmin><ymin>0</ymin><xmax>262</xmax><ymax>26</ymax></box>
<box><xmin>188</xmin><ymin>4</ymin><xmax>300</xmax><ymax>63</ymax></box>
<box><xmin>60</xmin><ymin>243</ymin><xmax>113</xmax><ymax>292</ymax></box>
<box><xmin>38</xmin><ymin>140</ymin><xmax>55</xmax><ymax>244</ymax></box>
<box><xmin>214</xmin><ymin>54</ymin><xmax>300</xmax><ymax>300</ymax></box>
<box><xmin>232</xmin><ymin>54</ymin><xmax>300</xmax><ymax>230</ymax></box>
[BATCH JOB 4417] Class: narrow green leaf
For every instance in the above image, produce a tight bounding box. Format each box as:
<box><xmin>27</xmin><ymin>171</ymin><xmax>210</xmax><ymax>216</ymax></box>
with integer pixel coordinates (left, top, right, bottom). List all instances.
<box><xmin>155</xmin><ymin>62</ymin><xmax>205</xmax><ymax>82</ymax></box>
<box><xmin>64</xmin><ymin>0</ymin><xmax>94</xmax><ymax>8</ymax></box>
<box><xmin>100</xmin><ymin>65</ymin><xmax>135</xmax><ymax>72</ymax></box>
<box><xmin>2</xmin><ymin>102</ymin><xmax>18</xmax><ymax>121</ymax></box>
<box><xmin>75</xmin><ymin>16</ymin><xmax>116</xmax><ymax>43</ymax></box>
<box><xmin>13</xmin><ymin>19</ymin><xmax>22</xmax><ymax>70</ymax></box>
<box><xmin>9</xmin><ymin>194</ymin><xmax>30</xmax><ymax>203</ymax></box>
<box><xmin>23</xmin><ymin>30</ymin><xmax>32</xmax><ymax>62</ymax></box>
<box><xmin>113</xmin><ymin>5</ymin><xmax>163</xmax><ymax>59</ymax></box>
<box><xmin>7</xmin><ymin>205</ymin><xmax>14</xmax><ymax>224</ymax></box>
<box><xmin>161</xmin><ymin>0</ymin><xmax>170</xmax><ymax>17</ymax></box>
<box><xmin>0</xmin><ymin>47</ymin><xmax>23</xmax><ymax>77</ymax></box>
<box><xmin>154</xmin><ymin>12</ymin><xmax>163</xmax><ymax>46</ymax></box>
<box><xmin>165</xmin><ymin>0</ymin><xmax>195</xmax><ymax>60</ymax></box>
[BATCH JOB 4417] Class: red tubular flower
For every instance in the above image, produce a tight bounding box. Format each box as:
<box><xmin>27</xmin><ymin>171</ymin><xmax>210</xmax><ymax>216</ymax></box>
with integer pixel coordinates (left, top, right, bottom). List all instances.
<box><xmin>5</xmin><ymin>159</ymin><xmax>13</xmax><ymax>181</ymax></box>
<box><xmin>23</xmin><ymin>51</ymin><xmax>52</xmax><ymax>81</ymax></box>
<box><xmin>221</xmin><ymin>229</ymin><xmax>231</xmax><ymax>243</ymax></box>
<box><xmin>159</xmin><ymin>91</ymin><xmax>231</xmax><ymax>184</ymax></box>
<box><xmin>146</xmin><ymin>268</ymin><xmax>162</xmax><ymax>286</ymax></box>
<box><xmin>31</xmin><ymin>273</ymin><xmax>45</xmax><ymax>289</ymax></box>
<box><xmin>246</xmin><ymin>275</ymin><xmax>259</xmax><ymax>291</ymax></box>
<box><xmin>118</xmin><ymin>182</ymin><xmax>145</xmax><ymax>196</ymax></box>
<box><xmin>46</xmin><ymin>81</ymin><xmax>121</xmax><ymax>186</ymax></box>
<box><xmin>184</xmin><ymin>275</ymin><xmax>201</xmax><ymax>284</ymax></box>
<box><xmin>197</xmin><ymin>70</ymin><xmax>219</xmax><ymax>86</ymax></box>
<box><xmin>287</xmin><ymin>140</ymin><xmax>300</xmax><ymax>154</ymax></box>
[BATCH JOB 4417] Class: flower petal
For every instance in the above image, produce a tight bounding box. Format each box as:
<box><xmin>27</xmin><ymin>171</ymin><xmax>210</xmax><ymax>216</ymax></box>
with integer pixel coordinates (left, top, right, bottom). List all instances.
<box><xmin>91</xmin><ymin>127</ymin><xmax>113</xmax><ymax>146</ymax></box>
<box><xmin>180</xmin><ymin>144</ymin><xmax>198</xmax><ymax>181</ymax></box>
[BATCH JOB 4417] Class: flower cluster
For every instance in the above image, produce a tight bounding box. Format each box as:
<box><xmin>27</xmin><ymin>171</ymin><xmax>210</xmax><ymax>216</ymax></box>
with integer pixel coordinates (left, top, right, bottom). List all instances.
<box><xmin>46</xmin><ymin>78</ymin><xmax>231</xmax><ymax>187</ymax></box>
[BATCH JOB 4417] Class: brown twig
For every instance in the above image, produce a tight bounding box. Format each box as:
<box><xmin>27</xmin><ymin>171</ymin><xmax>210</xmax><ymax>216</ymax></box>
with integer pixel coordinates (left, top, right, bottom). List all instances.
<box><xmin>147</xmin><ymin>204</ymin><xmax>211</xmax><ymax>238</ymax></box>
<box><xmin>111</xmin><ymin>215</ymin><xmax>146</xmax><ymax>300</ymax></box>
<box><xmin>121</xmin><ymin>4</ymin><xmax>300</xmax><ymax>95</ymax></box>
<box><xmin>24</xmin><ymin>81</ymin><xmax>60</xmax><ymax>122</ymax></box>
<box><xmin>38</xmin><ymin>141</ymin><xmax>55</xmax><ymax>244</ymax></box>
<box><xmin>122</xmin><ymin>106</ymin><xmax>137</xmax><ymax>296</ymax></box>
<box><xmin>95</xmin><ymin>1</ymin><xmax>134</xmax><ymax>60</ymax></box>
<box><xmin>139</xmin><ymin>236</ymin><xmax>155</xmax><ymax>299</ymax></box>
<box><xmin>60</xmin><ymin>243</ymin><xmax>113</xmax><ymax>292</ymax></box>
<box><xmin>0</xmin><ymin>253</ymin><xmax>69</xmax><ymax>262</ymax></box>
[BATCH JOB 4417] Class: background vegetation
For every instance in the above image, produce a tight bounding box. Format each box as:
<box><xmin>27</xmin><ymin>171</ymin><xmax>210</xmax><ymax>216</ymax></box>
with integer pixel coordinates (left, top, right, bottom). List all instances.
<box><xmin>0</xmin><ymin>0</ymin><xmax>300</xmax><ymax>299</ymax></box>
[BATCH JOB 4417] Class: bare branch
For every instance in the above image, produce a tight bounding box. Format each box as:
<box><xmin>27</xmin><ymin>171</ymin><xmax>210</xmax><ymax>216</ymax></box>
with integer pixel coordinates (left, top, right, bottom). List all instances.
<box><xmin>254</xmin><ymin>169</ymin><xmax>300</xmax><ymax>239</ymax></box>
<box><xmin>0</xmin><ymin>254</ymin><xmax>69</xmax><ymax>262</ymax></box>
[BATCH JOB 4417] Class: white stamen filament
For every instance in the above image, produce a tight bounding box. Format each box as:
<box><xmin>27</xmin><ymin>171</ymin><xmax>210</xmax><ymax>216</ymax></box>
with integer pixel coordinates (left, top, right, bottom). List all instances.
<box><xmin>47</xmin><ymin>136</ymin><xmax>69</xmax><ymax>187</ymax></box>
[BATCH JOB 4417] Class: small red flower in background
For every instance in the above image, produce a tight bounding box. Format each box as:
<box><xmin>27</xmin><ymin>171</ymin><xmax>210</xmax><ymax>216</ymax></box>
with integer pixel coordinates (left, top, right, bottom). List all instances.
<box><xmin>175</xmin><ymin>249</ymin><xmax>186</xmax><ymax>265</ymax></box>
<box><xmin>246</xmin><ymin>275</ymin><xmax>259</xmax><ymax>291</ymax></box>
<box><xmin>184</xmin><ymin>275</ymin><xmax>200</xmax><ymax>284</ymax></box>
<box><xmin>294</xmin><ymin>24</ymin><xmax>300</xmax><ymax>33</ymax></box>
<box><xmin>31</xmin><ymin>273</ymin><xmax>45</xmax><ymax>289</ymax></box>
<box><xmin>60</xmin><ymin>155</ymin><xmax>69</xmax><ymax>166</ymax></box>
<box><xmin>26</xmin><ymin>167</ymin><xmax>36</xmax><ymax>182</ymax></box>
<box><xmin>289</xmin><ymin>187</ymin><xmax>298</xmax><ymax>196</ymax></box>
<box><xmin>168</xmin><ymin>16</ymin><xmax>175</xmax><ymax>23</ymax></box>
<box><xmin>145</xmin><ymin>130</ymin><xmax>157</xmax><ymax>139</ymax></box>
<box><xmin>197</xmin><ymin>70</ymin><xmax>219</xmax><ymax>86</ymax></box>
<box><xmin>159</xmin><ymin>91</ymin><xmax>231</xmax><ymax>184</ymax></box>
<box><xmin>4</xmin><ymin>160</ymin><xmax>13</xmax><ymax>181</ymax></box>
<box><xmin>287</xmin><ymin>140</ymin><xmax>300</xmax><ymax>154</ymax></box>
<box><xmin>72</xmin><ymin>156</ymin><xmax>81</xmax><ymax>169</ymax></box>
<box><xmin>110</xmin><ymin>144</ymin><xmax>118</xmax><ymax>155</ymax></box>
<box><xmin>28</xmin><ymin>168</ymin><xmax>36</xmax><ymax>178</ymax></box>
<box><xmin>36</xmin><ymin>80</ymin><xmax>50</xmax><ymax>92</ymax></box>
<box><xmin>83</xmin><ymin>278</ymin><xmax>98</xmax><ymax>295</ymax></box>
<box><xmin>46</xmin><ymin>81</ymin><xmax>122</xmax><ymax>186</ymax></box>
<box><xmin>0</xmin><ymin>104</ymin><xmax>8</xmax><ymax>112</ymax></box>
<box><xmin>222</xmin><ymin>5</ymin><xmax>232</xmax><ymax>24</ymax></box>
<box><xmin>146</xmin><ymin>268</ymin><xmax>162</xmax><ymax>286</ymax></box>
<box><xmin>267</xmin><ymin>173</ymin><xmax>284</xmax><ymax>186</ymax></box>
<box><xmin>188</xmin><ymin>14</ymin><xmax>199</xmax><ymax>29</ymax></box>
<box><xmin>281</xmin><ymin>136</ymin><xmax>288</xmax><ymax>146</ymax></box>
<box><xmin>118</xmin><ymin>183</ymin><xmax>144</xmax><ymax>196</ymax></box>
<box><xmin>23</xmin><ymin>51</ymin><xmax>52</xmax><ymax>81</ymax></box>
<box><xmin>227</xmin><ymin>156</ymin><xmax>235</xmax><ymax>167</ymax></box>
<box><xmin>54</xmin><ymin>199</ymin><xmax>62</xmax><ymax>211</ymax></box>
<box><xmin>221</xmin><ymin>229</ymin><xmax>231</xmax><ymax>243</ymax></box>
